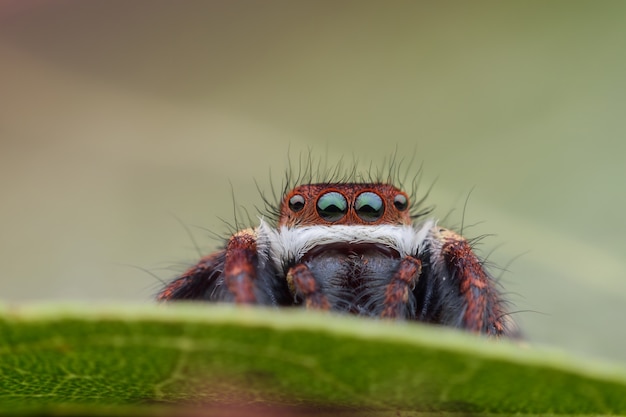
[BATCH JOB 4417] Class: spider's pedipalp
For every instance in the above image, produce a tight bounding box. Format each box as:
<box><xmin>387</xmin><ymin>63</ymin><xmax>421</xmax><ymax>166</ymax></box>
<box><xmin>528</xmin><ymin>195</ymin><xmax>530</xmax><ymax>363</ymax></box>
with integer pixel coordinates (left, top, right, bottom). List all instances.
<box><xmin>380</xmin><ymin>256</ymin><xmax>422</xmax><ymax>319</ymax></box>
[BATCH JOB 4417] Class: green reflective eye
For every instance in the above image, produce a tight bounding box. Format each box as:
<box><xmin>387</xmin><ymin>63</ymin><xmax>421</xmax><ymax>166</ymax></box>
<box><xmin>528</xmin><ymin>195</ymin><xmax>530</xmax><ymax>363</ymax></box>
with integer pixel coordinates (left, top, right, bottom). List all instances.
<box><xmin>316</xmin><ymin>192</ymin><xmax>347</xmax><ymax>222</ymax></box>
<box><xmin>393</xmin><ymin>193</ymin><xmax>408</xmax><ymax>211</ymax></box>
<box><xmin>355</xmin><ymin>192</ymin><xmax>384</xmax><ymax>222</ymax></box>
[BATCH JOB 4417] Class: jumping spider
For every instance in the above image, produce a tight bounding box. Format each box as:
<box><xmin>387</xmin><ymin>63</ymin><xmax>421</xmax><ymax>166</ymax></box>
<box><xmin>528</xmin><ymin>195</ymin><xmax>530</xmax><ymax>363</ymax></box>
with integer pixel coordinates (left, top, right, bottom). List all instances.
<box><xmin>158</xmin><ymin>182</ymin><xmax>515</xmax><ymax>336</ymax></box>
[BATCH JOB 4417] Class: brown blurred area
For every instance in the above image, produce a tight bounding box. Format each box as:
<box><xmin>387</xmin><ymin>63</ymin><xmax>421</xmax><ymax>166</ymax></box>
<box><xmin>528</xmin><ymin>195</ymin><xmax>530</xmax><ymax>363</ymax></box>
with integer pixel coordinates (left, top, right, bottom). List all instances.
<box><xmin>1</xmin><ymin>1</ymin><xmax>625</xmax><ymax>362</ymax></box>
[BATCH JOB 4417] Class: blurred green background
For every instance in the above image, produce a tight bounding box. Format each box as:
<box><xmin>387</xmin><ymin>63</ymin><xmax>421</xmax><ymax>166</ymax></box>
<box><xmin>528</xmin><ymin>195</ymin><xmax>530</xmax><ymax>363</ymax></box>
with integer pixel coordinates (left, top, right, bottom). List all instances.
<box><xmin>1</xmin><ymin>1</ymin><xmax>625</xmax><ymax>363</ymax></box>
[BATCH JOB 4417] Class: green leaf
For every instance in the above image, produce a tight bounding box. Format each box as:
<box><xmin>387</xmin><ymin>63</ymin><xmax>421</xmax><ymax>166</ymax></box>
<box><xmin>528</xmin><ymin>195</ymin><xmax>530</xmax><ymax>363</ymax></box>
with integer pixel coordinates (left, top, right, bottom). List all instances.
<box><xmin>1</xmin><ymin>304</ymin><xmax>625</xmax><ymax>416</ymax></box>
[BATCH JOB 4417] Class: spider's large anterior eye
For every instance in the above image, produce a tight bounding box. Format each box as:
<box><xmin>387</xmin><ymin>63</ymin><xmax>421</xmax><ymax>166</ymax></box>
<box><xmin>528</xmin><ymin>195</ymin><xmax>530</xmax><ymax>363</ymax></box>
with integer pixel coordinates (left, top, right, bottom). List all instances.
<box><xmin>289</xmin><ymin>194</ymin><xmax>305</xmax><ymax>212</ymax></box>
<box><xmin>316</xmin><ymin>192</ymin><xmax>347</xmax><ymax>222</ymax></box>
<box><xmin>355</xmin><ymin>192</ymin><xmax>384</xmax><ymax>222</ymax></box>
<box><xmin>393</xmin><ymin>193</ymin><xmax>408</xmax><ymax>211</ymax></box>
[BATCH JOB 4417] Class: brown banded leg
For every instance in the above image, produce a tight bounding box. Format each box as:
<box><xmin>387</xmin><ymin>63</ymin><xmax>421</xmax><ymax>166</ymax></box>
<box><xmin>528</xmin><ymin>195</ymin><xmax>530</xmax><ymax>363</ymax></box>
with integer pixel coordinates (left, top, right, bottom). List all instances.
<box><xmin>223</xmin><ymin>229</ymin><xmax>259</xmax><ymax>304</ymax></box>
<box><xmin>157</xmin><ymin>251</ymin><xmax>226</xmax><ymax>301</ymax></box>
<box><xmin>381</xmin><ymin>257</ymin><xmax>422</xmax><ymax>318</ymax></box>
<box><xmin>435</xmin><ymin>227</ymin><xmax>508</xmax><ymax>335</ymax></box>
<box><xmin>286</xmin><ymin>264</ymin><xmax>331</xmax><ymax>310</ymax></box>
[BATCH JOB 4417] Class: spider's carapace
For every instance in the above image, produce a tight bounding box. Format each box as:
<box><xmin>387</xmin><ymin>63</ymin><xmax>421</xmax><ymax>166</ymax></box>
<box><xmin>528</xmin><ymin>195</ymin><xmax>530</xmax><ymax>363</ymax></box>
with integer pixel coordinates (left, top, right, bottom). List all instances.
<box><xmin>158</xmin><ymin>182</ymin><xmax>515</xmax><ymax>337</ymax></box>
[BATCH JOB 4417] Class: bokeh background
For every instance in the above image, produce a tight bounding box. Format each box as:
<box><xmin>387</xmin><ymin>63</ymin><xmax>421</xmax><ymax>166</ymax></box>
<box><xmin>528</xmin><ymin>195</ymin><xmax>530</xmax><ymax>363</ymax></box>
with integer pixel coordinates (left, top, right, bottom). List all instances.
<box><xmin>1</xmin><ymin>1</ymin><xmax>625</xmax><ymax>363</ymax></box>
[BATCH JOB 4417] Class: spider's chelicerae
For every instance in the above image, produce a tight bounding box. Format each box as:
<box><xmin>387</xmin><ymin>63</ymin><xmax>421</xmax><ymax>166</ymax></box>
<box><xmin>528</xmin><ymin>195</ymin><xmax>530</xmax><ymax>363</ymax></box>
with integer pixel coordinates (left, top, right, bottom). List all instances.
<box><xmin>158</xmin><ymin>180</ymin><xmax>516</xmax><ymax>337</ymax></box>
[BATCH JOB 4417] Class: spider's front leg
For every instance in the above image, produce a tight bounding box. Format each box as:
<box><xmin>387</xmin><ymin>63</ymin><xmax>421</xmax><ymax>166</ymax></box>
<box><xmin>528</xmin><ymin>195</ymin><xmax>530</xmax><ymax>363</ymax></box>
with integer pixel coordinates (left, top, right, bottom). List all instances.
<box><xmin>157</xmin><ymin>228</ymin><xmax>279</xmax><ymax>303</ymax></box>
<box><xmin>222</xmin><ymin>229</ymin><xmax>261</xmax><ymax>303</ymax></box>
<box><xmin>423</xmin><ymin>227</ymin><xmax>512</xmax><ymax>336</ymax></box>
<box><xmin>156</xmin><ymin>251</ymin><xmax>226</xmax><ymax>301</ymax></box>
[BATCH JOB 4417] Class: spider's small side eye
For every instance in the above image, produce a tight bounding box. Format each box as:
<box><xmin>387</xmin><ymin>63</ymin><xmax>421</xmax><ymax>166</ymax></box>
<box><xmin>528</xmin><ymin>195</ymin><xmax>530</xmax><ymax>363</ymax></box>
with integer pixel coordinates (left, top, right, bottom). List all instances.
<box><xmin>355</xmin><ymin>192</ymin><xmax>384</xmax><ymax>222</ymax></box>
<box><xmin>393</xmin><ymin>194</ymin><xmax>408</xmax><ymax>211</ymax></box>
<box><xmin>289</xmin><ymin>194</ymin><xmax>305</xmax><ymax>212</ymax></box>
<box><xmin>317</xmin><ymin>192</ymin><xmax>347</xmax><ymax>222</ymax></box>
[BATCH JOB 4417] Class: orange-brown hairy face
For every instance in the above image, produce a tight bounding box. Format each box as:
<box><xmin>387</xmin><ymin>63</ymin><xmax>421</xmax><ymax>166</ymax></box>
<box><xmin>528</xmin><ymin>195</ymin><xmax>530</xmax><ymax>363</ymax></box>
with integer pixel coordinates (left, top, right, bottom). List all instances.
<box><xmin>278</xmin><ymin>183</ymin><xmax>411</xmax><ymax>227</ymax></box>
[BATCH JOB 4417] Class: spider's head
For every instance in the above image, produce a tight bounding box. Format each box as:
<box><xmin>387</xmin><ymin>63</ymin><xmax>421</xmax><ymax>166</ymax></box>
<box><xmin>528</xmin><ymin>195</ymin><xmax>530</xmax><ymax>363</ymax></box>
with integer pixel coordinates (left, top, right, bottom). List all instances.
<box><xmin>278</xmin><ymin>183</ymin><xmax>411</xmax><ymax>227</ymax></box>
